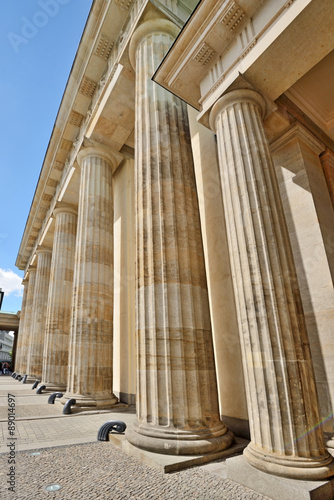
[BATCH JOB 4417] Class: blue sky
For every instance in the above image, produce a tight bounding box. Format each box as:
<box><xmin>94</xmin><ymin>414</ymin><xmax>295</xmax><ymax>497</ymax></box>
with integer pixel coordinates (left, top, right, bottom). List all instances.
<box><xmin>0</xmin><ymin>0</ymin><xmax>93</xmax><ymax>313</ymax></box>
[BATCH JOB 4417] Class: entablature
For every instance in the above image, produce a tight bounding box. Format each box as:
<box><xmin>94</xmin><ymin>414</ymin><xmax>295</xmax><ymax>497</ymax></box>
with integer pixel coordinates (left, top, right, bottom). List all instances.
<box><xmin>154</xmin><ymin>0</ymin><xmax>334</xmax><ymax>127</ymax></box>
<box><xmin>17</xmin><ymin>0</ymin><xmax>195</xmax><ymax>272</ymax></box>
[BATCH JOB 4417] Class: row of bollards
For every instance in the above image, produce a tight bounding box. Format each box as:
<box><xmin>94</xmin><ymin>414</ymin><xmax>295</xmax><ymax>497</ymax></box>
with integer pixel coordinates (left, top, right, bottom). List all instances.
<box><xmin>10</xmin><ymin>373</ymin><xmax>76</xmax><ymax>414</ymax></box>
<box><xmin>10</xmin><ymin>371</ymin><xmax>127</xmax><ymax>437</ymax></box>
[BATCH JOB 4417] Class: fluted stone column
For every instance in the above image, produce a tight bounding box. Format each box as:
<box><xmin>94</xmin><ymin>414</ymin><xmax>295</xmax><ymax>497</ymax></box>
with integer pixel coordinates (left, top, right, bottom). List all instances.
<box><xmin>210</xmin><ymin>89</ymin><xmax>334</xmax><ymax>479</ymax></box>
<box><xmin>126</xmin><ymin>19</ymin><xmax>233</xmax><ymax>456</ymax></box>
<box><xmin>27</xmin><ymin>248</ymin><xmax>52</xmax><ymax>379</ymax></box>
<box><xmin>42</xmin><ymin>206</ymin><xmax>77</xmax><ymax>391</ymax></box>
<box><xmin>14</xmin><ymin>278</ymin><xmax>29</xmax><ymax>374</ymax></box>
<box><xmin>63</xmin><ymin>147</ymin><xmax>118</xmax><ymax>407</ymax></box>
<box><xmin>22</xmin><ymin>268</ymin><xmax>37</xmax><ymax>375</ymax></box>
<box><xmin>321</xmin><ymin>150</ymin><xmax>334</xmax><ymax>452</ymax></box>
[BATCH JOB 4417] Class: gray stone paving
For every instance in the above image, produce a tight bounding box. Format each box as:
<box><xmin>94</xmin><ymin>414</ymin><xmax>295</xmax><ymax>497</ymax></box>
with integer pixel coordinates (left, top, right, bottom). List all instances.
<box><xmin>0</xmin><ymin>442</ymin><xmax>270</xmax><ymax>500</ymax></box>
<box><xmin>0</xmin><ymin>376</ymin><xmax>270</xmax><ymax>499</ymax></box>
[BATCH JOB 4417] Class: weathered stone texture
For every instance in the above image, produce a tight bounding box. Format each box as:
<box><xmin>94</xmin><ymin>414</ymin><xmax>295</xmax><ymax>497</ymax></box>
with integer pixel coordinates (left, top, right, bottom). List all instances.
<box><xmin>42</xmin><ymin>207</ymin><xmax>77</xmax><ymax>391</ymax></box>
<box><xmin>210</xmin><ymin>89</ymin><xmax>334</xmax><ymax>479</ymax></box>
<box><xmin>126</xmin><ymin>19</ymin><xmax>233</xmax><ymax>455</ymax></box>
<box><xmin>63</xmin><ymin>149</ymin><xmax>118</xmax><ymax>407</ymax></box>
<box><xmin>27</xmin><ymin>250</ymin><xmax>52</xmax><ymax>379</ymax></box>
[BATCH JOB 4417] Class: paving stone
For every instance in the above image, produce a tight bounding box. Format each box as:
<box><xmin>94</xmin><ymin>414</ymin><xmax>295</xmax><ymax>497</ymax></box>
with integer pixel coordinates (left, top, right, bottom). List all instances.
<box><xmin>0</xmin><ymin>376</ymin><xmax>270</xmax><ymax>499</ymax></box>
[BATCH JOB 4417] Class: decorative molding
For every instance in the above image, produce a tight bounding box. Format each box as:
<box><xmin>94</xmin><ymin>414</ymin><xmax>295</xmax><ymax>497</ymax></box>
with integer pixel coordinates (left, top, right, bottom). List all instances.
<box><xmin>115</xmin><ymin>0</ymin><xmax>134</xmax><ymax>10</ymax></box>
<box><xmin>240</xmin><ymin>38</ymin><xmax>257</xmax><ymax>58</ymax></box>
<box><xmin>79</xmin><ymin>77</ymin><xmax>97</xmax><ymax>98</ymax></box>
<box><xmin>54</xmin><ymin>161</ymin><xmax>64</xmax><ymax>171</ymax></box>
<box><xmin>47</xmin><ymin>179</ymin><xmax>58</xmax><ymax>188</ymax></box>
<box><xmin>68</xmin><ymin>110</ymin><xmax>84</xmax><ymax>127</ymax></box>
<box><xmin>220</xmin><ymin>1</ymin><xmax>245</xmax><ymax>31</ymax></box>
<box><xmin>238</xmin><ymin>19</ymin><xmax>255</xmax><ymax>50</ymax></box>
<box><xmin>42</xmin><ymin>193</ymin><xmax>53</xmax><ymax>203</ymax></box>
<box><xmin>60</xmin><ymin>139</ymin><xmax>73</xmax><ymax>152</ymax></box>
<box><xmin>193</xmin><ymin>43</ymin><xmax>215</xmax><ymax>66</ymax></box>
<box><xmin>19</xmin><ymin>0</ymin><xmax>148</xmax><ymax>271</ymax></box>
<box><xmin>95</xmin><ymin>33</ymin><xmax>114</xmax><ymax>60</ymax></box>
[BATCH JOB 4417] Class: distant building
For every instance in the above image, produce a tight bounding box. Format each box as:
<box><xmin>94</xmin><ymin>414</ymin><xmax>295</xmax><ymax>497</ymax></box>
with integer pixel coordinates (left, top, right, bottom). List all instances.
<box><xmin>0</xmin><ymin>331</ymin><xmax>13</xmax><ymax>363</ymax></box>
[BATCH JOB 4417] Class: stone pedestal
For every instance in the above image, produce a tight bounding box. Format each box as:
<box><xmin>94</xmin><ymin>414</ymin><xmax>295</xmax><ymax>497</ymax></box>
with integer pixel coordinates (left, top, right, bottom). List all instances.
<box><xmin>21</xmin><ymin>268</ymin><xmax>37</xmax><ymax>376</ymax></box>
<box><xmin>209</xmin><ymin>89</ymin><xmax>334</xmax><ymax>479</ymax></box>
<box><xmin>62</xmin><ymin>147</ymin><xmax>118</xmax><ymax>407</ymax></box>
<box><xmin>126</xmin><ymin>19</ymin><xmax>233</xmax><ymax>456</ymax></box>
<box><xmin>42</xmin><ymin>206</ymin><xmax>77</xmax><ymax>391</ymax></box>
<box><xmin>227</xmin><ymin>455</ymin><xmax>334</xmax><ymax>500</ymax></box>
<box><xmin>27</xmin><ymin>249</ymin><xmax>52</xmax><ymax>380</ymax></box>
<box><xmin>14</xmin><ymin>278</ymin><xmax>29</xmax><ymax>374</ymax></box>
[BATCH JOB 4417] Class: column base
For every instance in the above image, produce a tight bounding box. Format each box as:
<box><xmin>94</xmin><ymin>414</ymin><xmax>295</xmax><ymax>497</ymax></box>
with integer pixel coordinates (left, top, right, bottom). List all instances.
<box><xmin>244</xmin><ymin>443</ymin><xmax>334</xmax><ymax>480</ymax></box>
<box><xmin>42</xmin><ymin>382</ymin><xmax>67</xmax><ymax>393</ymax></box>
<box><xmin>126</xmin><ymin>420</ymin><xmax>234</xmax><ymax>456</ymax></box>
<box><xmin>326</xmin><ymin>437</ymin><xmax>334</xmax><ymax>450</ymax></box>
<box><xmin>61</xmin><ymin>392</ymin><xmax>118</xmax><ymax>408</ymax></box>
<box><xmin>25</xmin><ymin>375</ymin><xmax>41</xmax><ymax>383</ymax></box>
<box><xmin>227</xmin><ymin>455</ymin><xmax>334</xmax><ymax>500</ymax></box>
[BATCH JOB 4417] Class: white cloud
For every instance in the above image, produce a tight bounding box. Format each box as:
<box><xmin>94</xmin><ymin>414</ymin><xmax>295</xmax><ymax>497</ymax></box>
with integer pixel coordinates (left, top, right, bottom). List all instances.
<box><xmin>0</xmin><ymin>268</ymin><xmax>23</xmax><ymax>297</ymax></box>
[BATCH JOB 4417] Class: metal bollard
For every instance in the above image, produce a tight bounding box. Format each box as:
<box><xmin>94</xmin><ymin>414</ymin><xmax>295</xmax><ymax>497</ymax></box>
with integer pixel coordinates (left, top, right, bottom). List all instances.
<box><xmin>63</xmin><ymin>399</ymin><xmax>76</xmax><ymax>415</ymax></box>
<box><xmin>48</xmin><ymin>392</ymin><xmax>63</xmax><ymax>404</ymax></box>
<box><xmin>97</xmin><ymin>421</ymin><xmax>127</xmax><ymax>441</ymax></box>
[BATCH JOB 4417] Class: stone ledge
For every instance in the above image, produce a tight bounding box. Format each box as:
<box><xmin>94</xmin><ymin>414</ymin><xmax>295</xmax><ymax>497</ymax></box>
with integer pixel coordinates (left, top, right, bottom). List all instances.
<box><xmin>226</xmin><ymin>455</ymin><xmax>334</xmax><ymax>500</ymax></box>
<box><xmin>109</xmin><ymin>432</ymin><xmax>248</xmax><ymax>473</ymax></box>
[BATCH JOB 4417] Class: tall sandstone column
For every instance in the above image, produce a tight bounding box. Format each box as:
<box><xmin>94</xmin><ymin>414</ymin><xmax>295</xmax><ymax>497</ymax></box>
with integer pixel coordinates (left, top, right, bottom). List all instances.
<box><xmin>27</xmin><ymin>248</ymin><xmax>52</xmax><ymax>380</ymax></box>
<box><xmin>42</xmin><ymin>206</ymin><xmax>77</xmax><ymax>391</ymax></box>
<box><xmin>210</xmin><ymin>89</ymin><xmax>334</xmax><ymax>479</ymax></box>
<box><xmin>63</xmin><ymin>147</ymin><xmax>118</xmax><ymax>407</ymax></box>
<box><xmin>126</xmin><ymin>19</ymin><xmax>233</xmax><ymax>455</ymax></box>
<box><xmin>22</xmin><ymin>268</ymin><xmax>37</xmax><ymax>375</ymax></box>
<box><xmin>14</xmin><ymin>278</ymin><xmax>29</xmax><ymax>374</ymax></box>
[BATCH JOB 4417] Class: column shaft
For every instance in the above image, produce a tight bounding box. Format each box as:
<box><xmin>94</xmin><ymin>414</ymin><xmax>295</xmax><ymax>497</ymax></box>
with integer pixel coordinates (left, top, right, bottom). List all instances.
<box><xmin>14</xmin><ymin>278</ymin><xmax>29</xmax><ymax>374</ymax></box>
<box><xmin>42</xmin><ymin>208</ymin><xmax>77</xmax><ymax>391</ymax></box>
<box><xmin>210</xmin><ymin>89</ymin><xmax>334</xmax><ymax>479</ymax></box>
<box><xmin>22</xmin><ymin>269</ymin><xmax>37</xmax><ymax>375</ymax></box>
<box><xmin>27</xmin><ymin>250</ymin><xmax>52</xmax><ymax>379</ymax></box>
<box><xmin>63</xmin><ymin>149</ymin><xmax>117</xmax><ymax>407</ymax></box>
<box><xmin>126</xmin><ymin>19</ymin><xmax>233</xmax><ymax>455</ymax></box>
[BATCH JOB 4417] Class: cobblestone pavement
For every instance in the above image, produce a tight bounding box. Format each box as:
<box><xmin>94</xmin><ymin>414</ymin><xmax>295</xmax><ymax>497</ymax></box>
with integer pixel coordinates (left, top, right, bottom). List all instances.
<box><xmin>0</xmin><ymin>376</ymin><xmax>270</xmax><ymax>499</ymax></box>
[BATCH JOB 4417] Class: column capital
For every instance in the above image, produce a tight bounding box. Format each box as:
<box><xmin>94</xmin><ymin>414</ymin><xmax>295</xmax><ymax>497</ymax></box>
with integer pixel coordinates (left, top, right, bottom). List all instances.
<box><xmin>129</xmin><ymin>18</ymin><xmax>179</xmax><ymax>70</ymax></box>
<box><xmin>36</xmin><ymin>246</ymin><xmax>52</xmax><ymax>256</ymax></box>
<box><xmin>22</xmin><ymin>278</ymin><xmax>29</xmax><ymax>286</ymax></box>
<box><xmin>53</xmin><ymin>202</ymin><xmax>77</xmax><ymax>219</ymax></box>
<box><xmin>77</xmin><ymin>146</ymin><xmax>122</xmax><ymax>172</ymax></box>
<box><xmin>209</xmin><ymin>89</ymin><xmax>266</xmax><ymax>132</ymax></box>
